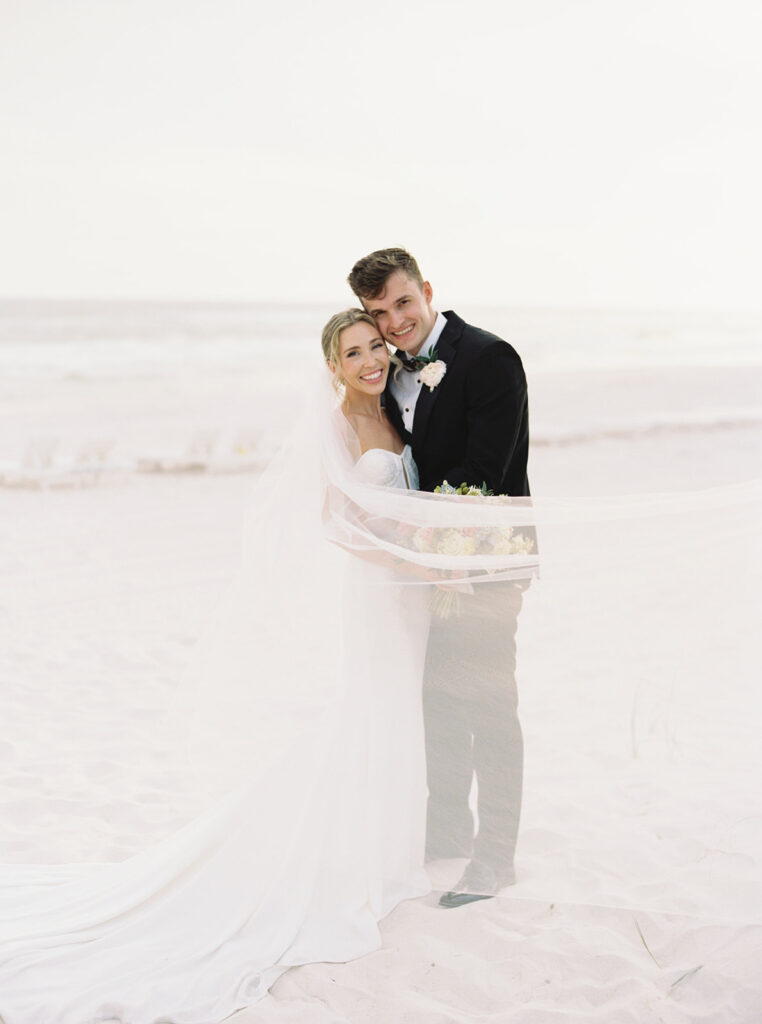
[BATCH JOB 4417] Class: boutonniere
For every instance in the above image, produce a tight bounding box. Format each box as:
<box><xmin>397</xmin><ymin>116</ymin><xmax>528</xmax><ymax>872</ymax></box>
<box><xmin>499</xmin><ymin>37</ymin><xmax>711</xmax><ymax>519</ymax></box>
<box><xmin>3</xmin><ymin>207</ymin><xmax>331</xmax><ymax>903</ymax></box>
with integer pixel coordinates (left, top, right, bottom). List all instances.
<box><xmin>417</xmin><ymin>347</ymin><xmax>447</xmax><ymax>392</ymax></box>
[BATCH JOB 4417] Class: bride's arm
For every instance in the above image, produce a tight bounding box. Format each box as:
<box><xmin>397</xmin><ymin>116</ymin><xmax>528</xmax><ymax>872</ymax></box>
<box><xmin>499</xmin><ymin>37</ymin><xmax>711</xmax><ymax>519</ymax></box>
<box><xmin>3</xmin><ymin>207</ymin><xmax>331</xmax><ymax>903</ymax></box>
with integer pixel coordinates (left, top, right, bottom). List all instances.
<box><xmin>321</xmin><ymin>486</ymin><xmax>454</xmax><ymax>581</ymax></box>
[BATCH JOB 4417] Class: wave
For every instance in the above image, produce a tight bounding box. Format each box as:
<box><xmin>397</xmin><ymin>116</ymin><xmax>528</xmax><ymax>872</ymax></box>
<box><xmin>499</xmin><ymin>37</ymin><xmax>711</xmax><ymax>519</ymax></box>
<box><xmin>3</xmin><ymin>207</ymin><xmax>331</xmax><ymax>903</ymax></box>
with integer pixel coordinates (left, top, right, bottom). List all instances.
<box><xmin>532</xmin><ymin>408</ymin><xmax>762</xmax><ymax>446</ymax></box>
<box><xmin>2</xmin><ymin>411</ymin><xmax>760</xmax><ymax>489</ymax></box>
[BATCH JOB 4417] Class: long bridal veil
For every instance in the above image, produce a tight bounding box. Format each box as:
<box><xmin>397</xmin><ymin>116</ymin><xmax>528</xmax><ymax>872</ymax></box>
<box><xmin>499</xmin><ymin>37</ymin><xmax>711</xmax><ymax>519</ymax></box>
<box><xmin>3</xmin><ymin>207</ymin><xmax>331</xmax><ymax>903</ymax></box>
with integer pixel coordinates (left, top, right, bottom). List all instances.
<box><xmin>1</xmin><ymin>359</ymin><xmax>761</xmax><ymax>1022</ymax></box>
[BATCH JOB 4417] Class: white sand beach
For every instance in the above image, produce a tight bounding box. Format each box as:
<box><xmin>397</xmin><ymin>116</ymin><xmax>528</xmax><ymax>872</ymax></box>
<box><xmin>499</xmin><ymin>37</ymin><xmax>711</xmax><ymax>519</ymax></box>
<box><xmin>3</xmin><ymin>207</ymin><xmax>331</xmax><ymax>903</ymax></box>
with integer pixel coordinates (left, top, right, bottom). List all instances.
<box><xmin>1</xmin><ymin>304</ymin><xmax>761</xmax><ymax>1022</ymax></box>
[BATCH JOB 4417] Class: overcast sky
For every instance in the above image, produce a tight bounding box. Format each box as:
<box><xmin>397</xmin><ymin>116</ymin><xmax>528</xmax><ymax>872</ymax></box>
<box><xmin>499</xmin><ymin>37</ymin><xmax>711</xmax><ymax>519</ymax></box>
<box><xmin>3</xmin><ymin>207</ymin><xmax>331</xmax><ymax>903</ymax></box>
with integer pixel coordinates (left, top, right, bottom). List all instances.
<box><xmin>2</xmin><ymin>0</ymin><xmax>760</xmax><ymax>309</ymax></box>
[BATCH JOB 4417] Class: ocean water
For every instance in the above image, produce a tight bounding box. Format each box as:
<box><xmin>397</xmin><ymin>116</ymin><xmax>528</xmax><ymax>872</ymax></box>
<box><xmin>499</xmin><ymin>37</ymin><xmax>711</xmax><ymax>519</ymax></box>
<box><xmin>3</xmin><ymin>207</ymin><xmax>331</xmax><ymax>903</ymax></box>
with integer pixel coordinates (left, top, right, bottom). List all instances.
<box><xmin>1</xmin><ymin>301</ymin><xmax>760</xmax><ymax>488</ymax></box>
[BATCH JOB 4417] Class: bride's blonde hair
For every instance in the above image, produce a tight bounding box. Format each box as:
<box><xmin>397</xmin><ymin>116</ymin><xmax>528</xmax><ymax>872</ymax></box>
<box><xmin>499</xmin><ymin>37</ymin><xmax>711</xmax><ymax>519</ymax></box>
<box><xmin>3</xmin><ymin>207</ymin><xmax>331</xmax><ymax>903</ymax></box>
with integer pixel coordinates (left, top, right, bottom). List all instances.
<box><xmin>321</xmin><ymin>308</ymin><xmax>385</xmax><ymax>394</ymax></box>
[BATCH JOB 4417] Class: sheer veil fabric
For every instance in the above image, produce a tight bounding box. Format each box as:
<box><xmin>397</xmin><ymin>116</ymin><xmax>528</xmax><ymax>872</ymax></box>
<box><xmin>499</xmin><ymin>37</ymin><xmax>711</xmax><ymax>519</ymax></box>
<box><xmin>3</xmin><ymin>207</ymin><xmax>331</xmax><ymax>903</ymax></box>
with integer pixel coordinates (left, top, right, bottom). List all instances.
<box><xmin>1</xmin><ymin>361</ymin><xmax>761</xmax><ymax>1022</ymax></box>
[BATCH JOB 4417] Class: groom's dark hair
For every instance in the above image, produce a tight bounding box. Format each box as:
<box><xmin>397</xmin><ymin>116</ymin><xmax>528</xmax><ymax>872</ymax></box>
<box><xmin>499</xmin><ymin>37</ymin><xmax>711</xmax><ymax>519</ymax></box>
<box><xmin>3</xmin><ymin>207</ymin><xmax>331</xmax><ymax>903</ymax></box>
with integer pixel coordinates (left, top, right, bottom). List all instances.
<box><xmin>348</xmin><ymin>248</ymin><xmax>425</xmax><ymax>300</ymax></box>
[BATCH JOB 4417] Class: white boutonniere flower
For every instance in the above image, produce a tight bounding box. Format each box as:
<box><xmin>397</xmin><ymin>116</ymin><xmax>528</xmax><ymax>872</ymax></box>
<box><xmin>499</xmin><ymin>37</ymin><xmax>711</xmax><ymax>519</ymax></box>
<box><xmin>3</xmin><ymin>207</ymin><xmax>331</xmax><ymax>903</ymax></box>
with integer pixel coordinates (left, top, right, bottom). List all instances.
<box><xmin>419</xmin><ymin>359</ymin><xmax>447</xmax><ymax>392</ymax></box>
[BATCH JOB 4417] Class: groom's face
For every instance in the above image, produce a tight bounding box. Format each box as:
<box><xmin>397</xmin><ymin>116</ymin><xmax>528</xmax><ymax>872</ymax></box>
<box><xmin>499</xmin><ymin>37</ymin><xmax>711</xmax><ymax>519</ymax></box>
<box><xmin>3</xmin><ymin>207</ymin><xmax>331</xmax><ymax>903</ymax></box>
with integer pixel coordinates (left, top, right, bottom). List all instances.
<box><xmin>362</xmin><ymin>270</ymin><xmax>436</xmax><ymax>358</ymax></box>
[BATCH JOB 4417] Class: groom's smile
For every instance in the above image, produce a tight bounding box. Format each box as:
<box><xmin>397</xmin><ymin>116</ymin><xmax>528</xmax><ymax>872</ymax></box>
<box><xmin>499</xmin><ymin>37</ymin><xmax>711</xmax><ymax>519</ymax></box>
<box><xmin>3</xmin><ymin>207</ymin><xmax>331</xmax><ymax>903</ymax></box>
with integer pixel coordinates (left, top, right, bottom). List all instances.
<box><xmin>390</xmin><ymin>324</ymin><xmax>414</xmax><ymax>340</ymax></box>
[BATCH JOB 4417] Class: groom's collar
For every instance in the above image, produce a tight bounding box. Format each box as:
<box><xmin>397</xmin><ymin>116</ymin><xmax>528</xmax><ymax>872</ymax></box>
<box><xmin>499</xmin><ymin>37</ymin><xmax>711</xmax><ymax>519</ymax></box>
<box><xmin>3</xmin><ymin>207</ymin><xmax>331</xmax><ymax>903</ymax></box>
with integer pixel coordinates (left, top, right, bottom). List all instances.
<box><xmin>433</xmin><ymin>310</ymin><xmax>465</xmax><ymax>362</ymax></box>
<box><xmin>417</xmin><ymin>311</ymin><xmax>448</xmax><ymax>359</ymax></box>
<box><xmin>440</xmin><ymin>310</ymin><xmax>465</xmax><ymax>338</ymax></box>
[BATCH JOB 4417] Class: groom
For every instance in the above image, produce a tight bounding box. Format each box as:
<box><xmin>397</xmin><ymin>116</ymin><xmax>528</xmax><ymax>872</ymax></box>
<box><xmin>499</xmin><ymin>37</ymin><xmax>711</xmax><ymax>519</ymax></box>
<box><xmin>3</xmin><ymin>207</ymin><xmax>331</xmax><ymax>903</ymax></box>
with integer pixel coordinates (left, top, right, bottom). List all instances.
<box><xmin>348</xmin><ymin>248</ymin><xmax>531</xmax><ymax>908</ymax></box>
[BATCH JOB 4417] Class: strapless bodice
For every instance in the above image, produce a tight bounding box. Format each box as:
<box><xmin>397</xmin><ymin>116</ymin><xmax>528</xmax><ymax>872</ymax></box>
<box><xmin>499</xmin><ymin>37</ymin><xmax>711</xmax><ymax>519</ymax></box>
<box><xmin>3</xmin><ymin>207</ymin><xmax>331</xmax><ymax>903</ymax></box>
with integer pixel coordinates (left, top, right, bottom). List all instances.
<box><xmin>354</xmin><ymin>445</ymin><xmax>419</xmax><ymax>490</ymax></box>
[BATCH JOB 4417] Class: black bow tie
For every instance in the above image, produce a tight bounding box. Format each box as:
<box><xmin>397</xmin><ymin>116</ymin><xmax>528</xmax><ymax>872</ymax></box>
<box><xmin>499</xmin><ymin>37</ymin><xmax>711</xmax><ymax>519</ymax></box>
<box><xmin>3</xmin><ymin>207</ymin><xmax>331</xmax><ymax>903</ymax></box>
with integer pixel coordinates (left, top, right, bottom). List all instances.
<box><xmin>396</xmin><ymin>351</ymin><xmax>427</xmax><ymax>372</ymax></box>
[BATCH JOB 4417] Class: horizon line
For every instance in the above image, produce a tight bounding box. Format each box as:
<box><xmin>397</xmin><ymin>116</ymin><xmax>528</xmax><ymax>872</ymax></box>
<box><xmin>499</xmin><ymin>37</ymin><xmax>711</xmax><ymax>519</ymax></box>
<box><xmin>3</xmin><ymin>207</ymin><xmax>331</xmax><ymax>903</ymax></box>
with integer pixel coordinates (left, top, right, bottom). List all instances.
<box><xmin>1</xmin><ymin>297</ymin><xmax>761</xmax><ymax>318</ymax></box>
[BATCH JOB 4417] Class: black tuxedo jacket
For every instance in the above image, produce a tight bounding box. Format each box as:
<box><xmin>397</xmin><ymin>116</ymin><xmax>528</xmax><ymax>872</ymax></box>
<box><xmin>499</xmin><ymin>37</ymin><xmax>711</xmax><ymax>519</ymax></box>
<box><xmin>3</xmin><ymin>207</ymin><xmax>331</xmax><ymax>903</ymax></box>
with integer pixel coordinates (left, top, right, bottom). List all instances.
<box><xmin>384</xmin><ymin>311</ymin><xmax>530</xmax><ymax>496</ymax></box>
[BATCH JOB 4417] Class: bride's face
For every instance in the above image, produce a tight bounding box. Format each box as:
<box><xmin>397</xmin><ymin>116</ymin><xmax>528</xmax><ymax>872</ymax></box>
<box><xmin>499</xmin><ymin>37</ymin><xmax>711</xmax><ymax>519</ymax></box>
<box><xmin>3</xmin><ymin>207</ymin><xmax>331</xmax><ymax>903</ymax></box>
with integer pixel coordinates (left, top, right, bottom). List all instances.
<box><xmin>337</xmin><ymin>321</ymin><xmax>390</xmax><ymax>397</ymax></box>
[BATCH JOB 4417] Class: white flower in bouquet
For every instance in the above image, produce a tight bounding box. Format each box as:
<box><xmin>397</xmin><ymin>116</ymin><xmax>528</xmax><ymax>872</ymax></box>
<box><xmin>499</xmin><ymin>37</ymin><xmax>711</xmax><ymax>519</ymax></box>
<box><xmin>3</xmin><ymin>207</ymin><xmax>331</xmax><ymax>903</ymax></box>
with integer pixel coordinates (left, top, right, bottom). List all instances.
<box><xmin>419</xmin><ymin>360</ymin><xmax>447</xmax><ymax>392</ymax></box>
<box><xmin>491</xmin><ymin>529</ymin><xmax>516</xmax><ymax>556</ymax></box>
<box><xmin>412</xmin><ymin>526</ymin><xmax>437</xmax><ymax>552</ymax></box>
<box><xmin>509</xmin><ymin>532</ymin><xmax>535</xmax><ymax>555</ymax></box>
<box><xmin>437</xmin><ymin>529</ymin><xmax>478</xmax><ymax>556</ymax></box>
<box><xmin>493</xmin><ymin>531</ymin><xmax>534</xmax><ymax>556</ymax></box>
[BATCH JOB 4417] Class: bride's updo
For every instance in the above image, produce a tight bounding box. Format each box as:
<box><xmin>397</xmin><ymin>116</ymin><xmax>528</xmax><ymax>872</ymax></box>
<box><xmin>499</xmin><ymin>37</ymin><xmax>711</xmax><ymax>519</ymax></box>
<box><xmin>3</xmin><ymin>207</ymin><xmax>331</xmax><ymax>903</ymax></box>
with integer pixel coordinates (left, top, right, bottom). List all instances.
<box><xmin>321</xmin><ymin>308</ymin><xmax>381</xmax><ymax>394</ymax></box>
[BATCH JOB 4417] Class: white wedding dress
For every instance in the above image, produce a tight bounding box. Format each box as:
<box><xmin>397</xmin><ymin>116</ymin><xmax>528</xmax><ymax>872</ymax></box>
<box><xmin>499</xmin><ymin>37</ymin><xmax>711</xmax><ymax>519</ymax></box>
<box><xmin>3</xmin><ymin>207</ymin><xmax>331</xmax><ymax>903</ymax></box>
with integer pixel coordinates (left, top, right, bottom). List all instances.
<box><xmin>0</xmin><ymin>445</ymin><xmax>431</xmax><ymax>1024</ymax></box>
<box><xmin>354</xmin><ymin>443</ymin><xmax>419</xmax><ymax>491</ymax></box>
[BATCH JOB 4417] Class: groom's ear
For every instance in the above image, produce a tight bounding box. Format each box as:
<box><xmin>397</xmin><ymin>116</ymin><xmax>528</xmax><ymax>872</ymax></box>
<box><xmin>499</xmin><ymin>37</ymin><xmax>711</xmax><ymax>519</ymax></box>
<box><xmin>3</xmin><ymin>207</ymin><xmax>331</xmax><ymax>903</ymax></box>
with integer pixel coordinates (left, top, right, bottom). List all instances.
<box><xmin>423</xmin><ymin>281</ymin><xmax>433</xmax><ymax>304</ymax></box>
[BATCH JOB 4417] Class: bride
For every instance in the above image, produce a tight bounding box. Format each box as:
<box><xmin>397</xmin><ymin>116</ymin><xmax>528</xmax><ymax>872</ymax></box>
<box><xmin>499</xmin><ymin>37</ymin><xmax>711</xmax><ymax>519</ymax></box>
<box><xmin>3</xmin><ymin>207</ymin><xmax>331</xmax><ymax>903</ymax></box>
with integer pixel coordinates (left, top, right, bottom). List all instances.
<box><xmin>2</xmin><ymin>308</ymin><xmax>536</xmax><ymax>1024</ymax></box>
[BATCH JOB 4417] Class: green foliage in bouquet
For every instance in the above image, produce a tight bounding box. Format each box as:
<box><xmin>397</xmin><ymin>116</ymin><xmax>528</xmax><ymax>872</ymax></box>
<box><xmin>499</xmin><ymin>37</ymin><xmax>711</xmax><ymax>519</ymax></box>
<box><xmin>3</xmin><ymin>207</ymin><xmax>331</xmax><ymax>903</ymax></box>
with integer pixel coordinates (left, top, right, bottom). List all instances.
<box><xmin>434</xmin><ymin>480</ymin><xmax>494</xmax><ymax>496</ymax></box>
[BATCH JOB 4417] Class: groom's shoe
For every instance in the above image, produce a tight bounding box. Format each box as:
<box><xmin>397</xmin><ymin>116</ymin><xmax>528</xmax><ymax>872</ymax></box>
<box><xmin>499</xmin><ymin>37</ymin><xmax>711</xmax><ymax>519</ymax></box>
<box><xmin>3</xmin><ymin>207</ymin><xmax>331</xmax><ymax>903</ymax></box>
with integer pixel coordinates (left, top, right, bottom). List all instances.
<box><xmin>438</xmin><ymin>860</ymin><xmax>515</xmax><ymax>909</ymax></box>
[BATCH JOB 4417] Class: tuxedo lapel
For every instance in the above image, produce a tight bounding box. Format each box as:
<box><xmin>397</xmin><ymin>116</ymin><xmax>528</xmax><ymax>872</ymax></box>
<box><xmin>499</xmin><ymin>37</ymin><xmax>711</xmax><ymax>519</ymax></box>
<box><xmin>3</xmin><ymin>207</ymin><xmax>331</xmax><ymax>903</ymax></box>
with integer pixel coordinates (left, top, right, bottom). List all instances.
<box><xmin>411</xmin><ymin>312</ymin><xmax>463</xmax><ymax>449</ymax></box>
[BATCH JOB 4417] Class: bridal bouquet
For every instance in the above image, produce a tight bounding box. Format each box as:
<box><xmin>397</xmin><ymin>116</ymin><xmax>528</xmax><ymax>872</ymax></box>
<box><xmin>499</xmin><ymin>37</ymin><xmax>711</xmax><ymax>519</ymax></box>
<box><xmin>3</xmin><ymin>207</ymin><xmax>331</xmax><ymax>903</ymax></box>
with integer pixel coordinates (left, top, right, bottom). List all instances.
<box><xmin>398</xmin><ymin>481</ymin><xmax>536</xmax><ymax>618</ymax></box>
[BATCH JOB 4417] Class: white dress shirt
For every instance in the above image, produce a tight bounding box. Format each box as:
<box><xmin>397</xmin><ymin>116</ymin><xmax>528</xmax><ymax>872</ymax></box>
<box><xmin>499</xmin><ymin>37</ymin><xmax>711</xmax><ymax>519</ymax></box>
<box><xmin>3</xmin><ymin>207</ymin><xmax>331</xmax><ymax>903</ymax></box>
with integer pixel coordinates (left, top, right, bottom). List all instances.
<box><xmin>389</xmin><ymin>311</ymin><xmax>448</xmax><ymax>435</ymax></box>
